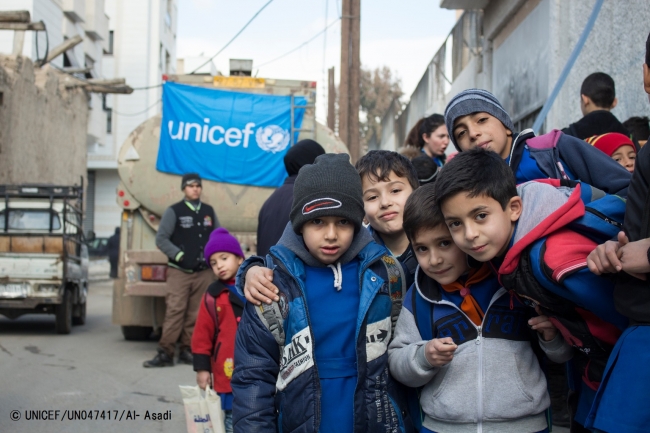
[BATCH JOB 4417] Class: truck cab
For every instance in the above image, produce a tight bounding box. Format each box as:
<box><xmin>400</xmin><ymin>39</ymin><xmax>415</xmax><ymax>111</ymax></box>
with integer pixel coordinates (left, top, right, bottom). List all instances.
<box><xmin>0</xmin><ymin>184</ymin><xmax>89</xmax><ymax>334</ymax></box>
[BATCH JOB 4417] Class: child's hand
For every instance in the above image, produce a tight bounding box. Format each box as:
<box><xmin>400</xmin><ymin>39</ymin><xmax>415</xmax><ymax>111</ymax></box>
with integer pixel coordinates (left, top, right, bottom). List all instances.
<box><xmin>529</xmin><ymin>306</ymin><xmax>558</xmax><ymax>341</ymax></box>
<box><xmin>196</xmin><ymin>371</ymin><xmax>211</xmax><ymax>390</ymax></box>
<box><xmin>424</xmin><ymin>337</ymin><xmax>457</xmax><ymax>367</ymax></box>
<box><xmin>617</xmin><ymin>238</ymin><xmax>650</xmax><ymax>278</ymax></box>
<box><xmin>244</xmin><ymin>266</ymin><xmax>279</xmax><ymax>305</ymax></box>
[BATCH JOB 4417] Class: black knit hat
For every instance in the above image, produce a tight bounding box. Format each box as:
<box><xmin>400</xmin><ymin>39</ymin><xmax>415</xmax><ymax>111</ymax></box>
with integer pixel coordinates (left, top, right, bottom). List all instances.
<box><xmin>284</xmin><ymin>139</ymin><xmax>326</xmax><ymax>177</ymax></box>
<box><xmin>290</xmin><ymin>153</ymin><xmax>365</xmax><ymax>234</ymax></box>
<box><xmin>181</xmin><ymin>173</ymin><xmax>202</xmax><ymax>189</ymax></box>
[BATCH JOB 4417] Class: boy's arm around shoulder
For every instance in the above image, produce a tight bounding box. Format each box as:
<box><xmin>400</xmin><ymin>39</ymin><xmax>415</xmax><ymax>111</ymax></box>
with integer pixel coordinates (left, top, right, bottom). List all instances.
<box><xmin>232</xmin><ymin>299</ymin><xmax>281</xmax><ymax>433</ymax></box>
<box><xmin>191</xmin><ymin>292</ymin><xmax>216</xmax><ymax>373</ymax></box>
<box><xmin>388</xmin><ymin>301</ymin><xmax>440</xmax><ymax>388</ymax></box>
<box><xmin>556</xmin><ymin>133</ymin><xmax>632</xmax><ymax>196</ymax></box>
<box><xmin>236</xmin><ymin>255</ymin><xmax>280</xmax><ymax>305</ymax></box>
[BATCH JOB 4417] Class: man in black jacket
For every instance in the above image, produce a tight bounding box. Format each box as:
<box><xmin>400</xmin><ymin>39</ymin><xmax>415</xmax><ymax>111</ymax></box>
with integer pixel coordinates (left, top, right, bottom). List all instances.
<box><xmin>256</xmin><ymin>139</ymin><xmax>324</xmax><ymax>256</ymax></box>
<box><xmin>583</xmin><ymin>32</ymin><xmax>650</xmax><ymax>433</ymax></box>
<box><xmin>562</xmin><ymin>72</ymin><xmax>630</xmax><ymax>139</ymax></box>
<box><xmin>144</xmin><ymin>173</ymin><xmax>218</xmax><ymax>367</ymax></box>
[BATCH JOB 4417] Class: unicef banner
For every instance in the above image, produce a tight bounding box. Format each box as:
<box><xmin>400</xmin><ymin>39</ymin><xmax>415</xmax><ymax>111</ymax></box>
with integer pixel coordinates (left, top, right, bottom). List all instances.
<box><xmin>156</xmin><ymin>82</ymin><xmax>306</xmax><ymax>188</ymax></box>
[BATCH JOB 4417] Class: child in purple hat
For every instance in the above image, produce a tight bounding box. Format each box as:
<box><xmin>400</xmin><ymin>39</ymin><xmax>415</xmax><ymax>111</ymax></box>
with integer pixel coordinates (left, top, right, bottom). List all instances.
<box><xmin>191</xmin><ymin>227</ymin><xmax>245</xmax><ymax>433</ymax></box>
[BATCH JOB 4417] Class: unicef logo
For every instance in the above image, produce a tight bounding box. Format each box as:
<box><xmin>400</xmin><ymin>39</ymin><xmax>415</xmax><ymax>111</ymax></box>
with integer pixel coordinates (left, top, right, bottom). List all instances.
<box><xmin>256</xmin><ymin>125</ymin><xmax>290</xmax><ymax>153</ymax></box>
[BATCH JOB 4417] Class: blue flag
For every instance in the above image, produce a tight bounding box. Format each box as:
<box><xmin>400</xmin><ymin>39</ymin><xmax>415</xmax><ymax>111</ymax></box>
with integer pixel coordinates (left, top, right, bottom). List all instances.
<box><xmin>156</xmin><ymin>82</ymin><xmax>306</xmax><ymax>187</ymax></box>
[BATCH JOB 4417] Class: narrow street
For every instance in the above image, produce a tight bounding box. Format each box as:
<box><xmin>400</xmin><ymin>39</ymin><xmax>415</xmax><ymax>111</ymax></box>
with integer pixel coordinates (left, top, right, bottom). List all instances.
<box><xmin>0</xmin><ymin>279</ymin><xmax>191</xmax><ymax>433</ymax></box>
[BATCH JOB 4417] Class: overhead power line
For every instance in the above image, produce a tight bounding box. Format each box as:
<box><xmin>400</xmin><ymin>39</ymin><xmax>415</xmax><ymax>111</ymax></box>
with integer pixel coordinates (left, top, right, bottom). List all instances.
<box><xmin>112</xmin><ymin>99</ymin><xmax>162</xmax><ymax>117</ymax></box>
<box><xmin>256</xmin><ymin>18</ymin><xmax>341</xmax><ymax>70</ymax></box>
<box><xmin>188</xmin><ymin>0</ymin><xmax>275</xmax><ymax>75</ymax></box>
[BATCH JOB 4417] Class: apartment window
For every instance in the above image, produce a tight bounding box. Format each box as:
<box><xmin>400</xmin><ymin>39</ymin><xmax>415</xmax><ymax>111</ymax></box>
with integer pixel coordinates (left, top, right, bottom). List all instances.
<box><xmin>104</xmin><ymin>31</ymin><xmax>114</xmax><ymax>55</ymax></box>
<box><xmin>106</xmin><ymin>109</ymin><xmax>113</xmax><ymax>134</ymax></box>
<box><xmin>514</xmin><ymin>107</ymin><xmax>543</xmax><ymax>135</ymax></box>
<box><xmin>102</xmin><ymin>95</ymin><xmax>112</xmax><ymax>134</ymax></box>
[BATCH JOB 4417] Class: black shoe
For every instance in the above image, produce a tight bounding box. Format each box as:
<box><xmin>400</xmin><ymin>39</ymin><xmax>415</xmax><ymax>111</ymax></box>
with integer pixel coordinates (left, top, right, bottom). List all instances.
<box><xmin>143</xmin><ymin>349</ymin><xmax>174</xmax><ymax>368</ymax></box>
<box><xmin>178</xmin><ymin>349</ymin><xmax>193</xmax><ymax>365</ymax></box>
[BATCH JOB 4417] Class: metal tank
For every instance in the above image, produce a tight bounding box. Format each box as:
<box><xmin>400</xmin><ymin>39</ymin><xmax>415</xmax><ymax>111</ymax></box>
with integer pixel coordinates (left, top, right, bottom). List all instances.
<box><xmin>113</xmin><ymin>74</ymin><xmax>348</xmax><ymax>340</ymax></box>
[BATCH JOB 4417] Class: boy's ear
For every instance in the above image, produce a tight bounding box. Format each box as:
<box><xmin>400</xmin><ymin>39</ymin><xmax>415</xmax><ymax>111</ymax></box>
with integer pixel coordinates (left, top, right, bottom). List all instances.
<box><xmin>611</xmin><ymin>97</ymin><xmax>618</xmax><ymax>110</ymax></box>
<box><xmin>507</xmin><ymin>196</ymin><xmax>523</xmax><ymax>222</ymax></box>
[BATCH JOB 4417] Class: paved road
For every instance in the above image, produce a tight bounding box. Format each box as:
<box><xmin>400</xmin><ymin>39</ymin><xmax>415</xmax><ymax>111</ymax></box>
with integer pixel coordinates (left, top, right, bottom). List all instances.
<box><xmin>0</xmin><ymin>280</ymin><xmax>191</xmax><ymax>433</ymax></box>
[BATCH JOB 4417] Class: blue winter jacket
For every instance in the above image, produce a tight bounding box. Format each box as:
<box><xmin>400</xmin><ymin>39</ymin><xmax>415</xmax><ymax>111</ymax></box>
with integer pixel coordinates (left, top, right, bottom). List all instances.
<box><xmin>508</xmin><ymin>129</ymin><xmax>631</xmax><ymax>197</ymax></box>
<box><xmin>231</xmin><ymin>240</ymin><xmax>412</xmax><ymax>433</ymax></box>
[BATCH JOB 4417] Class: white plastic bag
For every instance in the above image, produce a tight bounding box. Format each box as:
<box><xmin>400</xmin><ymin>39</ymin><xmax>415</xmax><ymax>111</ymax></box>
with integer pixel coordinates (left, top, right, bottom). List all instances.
<box><xmin>179</xmin><ymin>385</ymin><xmax>226</xmax><ymax>433</ymax></box>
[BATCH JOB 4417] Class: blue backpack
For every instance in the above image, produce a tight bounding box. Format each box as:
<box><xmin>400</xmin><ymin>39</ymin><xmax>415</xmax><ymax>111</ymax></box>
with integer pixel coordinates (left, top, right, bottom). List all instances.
<box><xmin>555</xmin><ymin>179</ymin><xmax>626</xmax><ymax>243</ymax></box>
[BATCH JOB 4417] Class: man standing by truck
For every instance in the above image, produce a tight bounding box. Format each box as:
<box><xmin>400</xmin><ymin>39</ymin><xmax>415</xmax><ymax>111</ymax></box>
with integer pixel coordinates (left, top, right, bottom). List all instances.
<box><xmin>144</xmin><ymin>173</ymin><xmax>218</xmax><ymax>368</ymax></box>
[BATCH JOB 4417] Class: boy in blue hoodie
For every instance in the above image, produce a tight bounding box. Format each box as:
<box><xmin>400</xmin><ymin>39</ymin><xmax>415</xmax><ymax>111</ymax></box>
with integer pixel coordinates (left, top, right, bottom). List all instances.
<box><xmin>388</xmin><ymin>183</ymin><xmax>572</xmax><ymax>433</ymax></box>
<box><xmin>444</xmin><ymin>88</ymin><xmax>631</xmax><ymax>197</ymax></box>
<box><xmin>231</xmin><ymin>154</ymin><xmax>412</xmax><ymax>433</ymax></box>
<box><xmin>433</xmin><ymin>148</ymin><xmax>629</xmax><ymax>431</ymax></box>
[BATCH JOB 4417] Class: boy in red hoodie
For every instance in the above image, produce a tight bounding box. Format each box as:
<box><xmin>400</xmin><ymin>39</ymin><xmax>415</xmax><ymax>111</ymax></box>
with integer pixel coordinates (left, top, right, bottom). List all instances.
<box><xmin>192</xmin><ymin>227</ymin><xmax>245</xmax><ymax>433</ymax></box>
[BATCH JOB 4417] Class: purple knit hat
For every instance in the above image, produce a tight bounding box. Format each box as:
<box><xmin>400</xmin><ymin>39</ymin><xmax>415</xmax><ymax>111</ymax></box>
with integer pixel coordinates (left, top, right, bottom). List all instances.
<box><xmin>204</xmin><ymin>228</ymin><xmax>244</xmax><ymax>262</ymax></box>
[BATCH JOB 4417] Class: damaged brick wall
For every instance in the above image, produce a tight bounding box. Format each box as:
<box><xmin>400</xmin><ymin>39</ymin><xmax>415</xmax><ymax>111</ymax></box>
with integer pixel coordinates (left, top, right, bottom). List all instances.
<box><xmin>0</xmin><ymin>55</ymin><xmax>88</xmax><ymax>186</ymax></box>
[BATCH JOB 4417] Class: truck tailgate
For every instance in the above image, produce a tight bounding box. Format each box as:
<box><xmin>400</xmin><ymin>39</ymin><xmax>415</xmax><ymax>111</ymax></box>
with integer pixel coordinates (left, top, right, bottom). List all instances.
<box><xmin>0</xmin><ymin>253</ymin><xmax>63</xmax><ymax>280</ymax></box>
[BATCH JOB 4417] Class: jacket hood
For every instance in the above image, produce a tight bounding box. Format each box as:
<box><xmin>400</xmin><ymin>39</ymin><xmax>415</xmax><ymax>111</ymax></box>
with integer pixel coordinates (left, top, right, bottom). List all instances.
<box><xmin>275</xmin><ymin>221</ymin><xmax>375</xmax><ymax>267</ymax></box>
<box><xmin>413</xmin><ymin>266</ymin><xmax>442</xmax><ymax>303</ymax></box>
<box><xmin>506</xmin><ymin>129</ymin><xmax>535</xmax><ymax>167</ymax></box>
<box><xmin>499</xmin><ymin>180</ymin><xmax>585</xmax><ymax>275</ymax></box>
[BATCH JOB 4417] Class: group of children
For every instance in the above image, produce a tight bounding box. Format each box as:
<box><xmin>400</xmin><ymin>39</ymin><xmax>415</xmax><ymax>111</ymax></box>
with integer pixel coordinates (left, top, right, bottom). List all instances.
<box><xmin>186</xmin><ymin>46</ymin><xmax>650</xmax><ymax>433</ymax></box>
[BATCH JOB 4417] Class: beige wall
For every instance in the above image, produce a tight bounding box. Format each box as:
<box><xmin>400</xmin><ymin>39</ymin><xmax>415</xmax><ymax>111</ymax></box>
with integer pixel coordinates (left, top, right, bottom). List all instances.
<box><xmin>0</xmin><ymin>55</ymin><xmax>88</xmax><ymax>186</ymax></box>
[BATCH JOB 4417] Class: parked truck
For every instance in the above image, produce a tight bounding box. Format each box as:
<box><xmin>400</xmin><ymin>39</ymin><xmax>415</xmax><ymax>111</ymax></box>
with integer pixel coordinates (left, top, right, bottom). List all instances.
<box><xmin>113</xmin><ymin>74</ymin><xmax>348</xmax><ymax>340</ymax></box>
<box><xmin>0</xmin><ymin>183</ymin><xmax>89</xmax><ymax>334</ymax></box>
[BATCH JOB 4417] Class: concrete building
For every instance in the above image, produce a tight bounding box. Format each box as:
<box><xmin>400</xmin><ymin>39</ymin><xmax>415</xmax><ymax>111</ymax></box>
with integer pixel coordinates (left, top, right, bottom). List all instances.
<box><xmin>380</xmin><ymin>0</ymin><xmax>650</xmax><ymax>150</ymax></box>
<box><xmin>0</xmin><ymin>0</ymin><xmax>110</xmax><ymax>183</ymax></box>
<box><xmin>87</xmin><ymin>0</ymin><xmax>177</xmax><ymax>238</ymax></box>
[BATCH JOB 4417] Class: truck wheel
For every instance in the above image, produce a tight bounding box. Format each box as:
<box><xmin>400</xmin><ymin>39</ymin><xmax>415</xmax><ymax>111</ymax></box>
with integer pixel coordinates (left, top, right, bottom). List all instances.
<box><xmin>72</xmin><ymin>301</ymin><xmax>86</xmax><ymax>326</ymax></box>
<box><xmin>121</xmin><ymin>326</ymin><xmax>153</xmax><ymax>341</ymax></box>
<box><xmin>55</xmin><ymin>290</ymin><xmax>73</xmax><ymax>334</ymax></box>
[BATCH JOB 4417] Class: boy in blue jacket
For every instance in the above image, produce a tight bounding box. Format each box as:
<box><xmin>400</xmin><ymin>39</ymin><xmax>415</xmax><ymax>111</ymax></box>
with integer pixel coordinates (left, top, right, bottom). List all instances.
<box><xmin>231</xmin><ymin>154</ymin><xmax>412</xmax><ymax>433</ymax></box>
<box><xmin>433</xmin><ymin>148</ymin><xmax>629</xmax><ymax>431</ymax></box>
<box><xmin>243</xmin><ymin>150</ymin><xmax>420</xmax><ymax>304</ymax></box>
<box><xmin>389</xmin><ymin>183</ymin><xmax>572</xmax><ymax>433</ymax></box>
<box><xmin>444</xmin><ymin>88</ymin><xmax>631</xmax><ymax>197</ymax></box>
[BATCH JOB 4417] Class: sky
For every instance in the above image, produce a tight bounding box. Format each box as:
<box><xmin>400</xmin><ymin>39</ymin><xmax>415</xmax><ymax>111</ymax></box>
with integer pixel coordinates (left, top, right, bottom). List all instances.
<box><xmin>176</xmin><ymin>0</ymin><xmax>457</xmax><ymax>123</ymax></box>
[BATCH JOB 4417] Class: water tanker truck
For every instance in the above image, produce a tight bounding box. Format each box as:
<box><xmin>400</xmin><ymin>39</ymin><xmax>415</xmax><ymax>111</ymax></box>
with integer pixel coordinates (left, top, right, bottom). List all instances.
<box><xmin>113</xmin><ymin>74</ymin><xmax>348</xmax><ymax>340</ymax></box>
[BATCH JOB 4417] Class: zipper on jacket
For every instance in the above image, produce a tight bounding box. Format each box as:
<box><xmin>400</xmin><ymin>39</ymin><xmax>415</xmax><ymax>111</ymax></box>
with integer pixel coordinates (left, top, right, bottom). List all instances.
<box><xmin>585</xmin><ymin>207</ymin><xmax>623</xmax><ymax>229</ymax></box>
<box><xmin>354</xmin><ymin>251</ymin><xmax>391</xmax><ymax>429</ymax></box>
<box><xmin>506</xmin><ymin>129</ymin><xmax>533</xmax><ymax>167</ymax></box>
<box><xmin>433</xmin><ymin>288</ymin><xmax>506</xmax><ymax>431</ymax></box>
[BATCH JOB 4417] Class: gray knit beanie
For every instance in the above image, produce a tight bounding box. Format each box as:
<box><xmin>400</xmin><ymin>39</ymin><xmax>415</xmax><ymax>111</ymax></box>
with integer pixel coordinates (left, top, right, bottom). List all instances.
<box><xmin>290</xmin><ymin>153</ymin><xmax>365</xmax><ymax>234</ymax></box>
<box><xmin>444</xmin><ymin>89</ymin><xmax>515</xmax><ymax>151</ymax></box>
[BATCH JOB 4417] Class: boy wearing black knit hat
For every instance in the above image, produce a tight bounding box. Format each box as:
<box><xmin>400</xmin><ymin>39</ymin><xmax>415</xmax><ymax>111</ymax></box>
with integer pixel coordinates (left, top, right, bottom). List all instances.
<box><xmin>444</xmin><ymin>88</ymin><xmax>631</xmax><ymax>197</ymax></box>
<box><xmin>231</xmin><ymin>153</ymin><xmax>413</xmax><ymax>433</ymax></box>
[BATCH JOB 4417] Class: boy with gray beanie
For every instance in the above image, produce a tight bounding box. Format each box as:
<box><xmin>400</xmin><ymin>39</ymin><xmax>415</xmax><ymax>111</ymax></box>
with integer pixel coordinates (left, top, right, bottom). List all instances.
<box><xmin>444</xmin><ymin>88</ymin><xmax>631</xmax><ymax>197</ymax></box>
<box><xmin>231</xmin><ymin>153</ymin><xmax>414</xmax><ymax>433</ymax></box>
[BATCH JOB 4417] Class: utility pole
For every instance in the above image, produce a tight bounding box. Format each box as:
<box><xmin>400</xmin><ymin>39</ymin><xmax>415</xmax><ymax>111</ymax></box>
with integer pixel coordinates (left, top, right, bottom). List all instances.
<box><xmin>327</xmin><ymin>67</ymin><xmax>336</xmax><ymax>131</ymax></box>
<box><xmin>338</xmin><ymin>0</ymin><xmax>361</xmax><ymax>162</ymax></box>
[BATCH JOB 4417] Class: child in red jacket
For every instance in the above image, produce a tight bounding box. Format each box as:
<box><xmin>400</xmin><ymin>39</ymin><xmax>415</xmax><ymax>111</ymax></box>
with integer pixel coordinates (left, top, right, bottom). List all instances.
<box><xmin>192</xmin><ymin>227</ymin><xmax>245</xmax><ymax>433</ymax></box>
